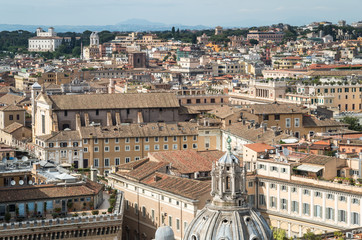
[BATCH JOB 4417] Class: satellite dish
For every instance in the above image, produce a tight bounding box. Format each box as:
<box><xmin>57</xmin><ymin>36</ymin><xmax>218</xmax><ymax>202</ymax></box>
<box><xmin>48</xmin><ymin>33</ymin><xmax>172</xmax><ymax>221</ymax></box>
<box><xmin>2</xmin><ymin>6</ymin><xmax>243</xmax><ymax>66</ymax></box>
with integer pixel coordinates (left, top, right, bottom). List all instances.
<box><xmin>269</xmin><ymin>149</ymin><xmax>274</xmax><ymax>154</ymax></box>
<box><xmin>260</xmin><ymin>155</ymin><xmax>265</xmax><ymax>159</ymax></box>
<box><xmin>28</xmin><ymin>180</ymin><xmax>33</xmax><ymax>185</ymax></box>
<box><xmin>11</xmin><ymin>180</ymin><xmax>16</xmax><ymax>186</ymax></box>
<box><xmin>22</xmin><ymin>156</ymin><xmax>29</xmax><ymax>162</ymax></box>
<box><xmin>13</xmin><ymin>157</ymin><xmax>18</xmax><ymax>162</ymax></box>
<box><xmin>283</xmin><ymin>148</ymin><xmax>290</xmax><ymax>157</ymax></box>
<box><xmin>19</xmin><ymin>180</ymin><xmax>24</xmax><ymax>185</ymax></box>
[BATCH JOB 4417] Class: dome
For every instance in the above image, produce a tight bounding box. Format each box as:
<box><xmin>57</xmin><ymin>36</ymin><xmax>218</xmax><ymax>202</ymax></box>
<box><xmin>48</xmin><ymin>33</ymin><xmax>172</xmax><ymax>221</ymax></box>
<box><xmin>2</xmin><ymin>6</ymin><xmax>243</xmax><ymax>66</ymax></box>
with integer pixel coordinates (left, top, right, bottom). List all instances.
<box><xmin>183</xmin><ymin>205</ymin><xmax>272</xmax><ymax>240</ymax></box>
<box><xmin>183</xmin><ymin>136</ymin><xmax>273</xmax><ymax>240</ymax></box>
<box><xmin>155</xmin><ymin>226</ymin><xmax>175</xmax><ymax>240</ymax></box>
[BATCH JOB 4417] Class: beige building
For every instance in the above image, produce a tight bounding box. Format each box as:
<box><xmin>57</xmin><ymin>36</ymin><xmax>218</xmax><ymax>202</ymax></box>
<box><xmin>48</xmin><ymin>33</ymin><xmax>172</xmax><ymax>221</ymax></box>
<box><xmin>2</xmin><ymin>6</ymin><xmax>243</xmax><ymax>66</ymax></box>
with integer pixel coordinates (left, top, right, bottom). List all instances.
<box><xmin>0</xmin><ymin>105</ymin><xmax>26</xmax><ymax>129</ymax></box>
<box><xmin>34</xmin><ymin>122</ymin><xmax>199</xmax><ymax>175</ymax></box>
<box><xmin>107</xmin><ymin>150</ymin><xmax>227</xmax><ymax>240</ymax></box>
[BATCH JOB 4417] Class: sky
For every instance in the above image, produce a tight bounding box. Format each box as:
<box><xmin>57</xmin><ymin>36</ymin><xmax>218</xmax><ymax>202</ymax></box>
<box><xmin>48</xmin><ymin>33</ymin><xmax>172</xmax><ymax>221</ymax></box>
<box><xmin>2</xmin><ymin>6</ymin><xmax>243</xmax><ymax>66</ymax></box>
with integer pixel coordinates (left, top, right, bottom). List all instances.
<box><xmin>0</xmin><ymin>0</ymin><xmax>361</xmax><ymax>27</ymax></box>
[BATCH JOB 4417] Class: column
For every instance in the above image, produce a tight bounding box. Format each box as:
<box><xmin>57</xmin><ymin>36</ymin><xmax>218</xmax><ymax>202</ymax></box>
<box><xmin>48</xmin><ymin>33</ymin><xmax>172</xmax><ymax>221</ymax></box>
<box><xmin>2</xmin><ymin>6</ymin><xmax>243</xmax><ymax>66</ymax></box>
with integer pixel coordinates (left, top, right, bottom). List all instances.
<box><xmin>288</xmin><ymin>223</ymin><xmax>291</xmax><ymax>238</ymax></box>
<box><xmin>311</xmin><ymin>190</ymin><xmax>314</xmax><ymax>218</ymax></box>
<box><xmin>266</xmin><ymin>182</ymin><xmax>270</xmax><ymax>209</ymax></box>
<box><xmin>277</xmin><ymin>184</ymin><xmax>280</xmax><ymax>211</ymax></box>
<box><xmin>322</xmin><ymin>192</ymin><xmax>326</xmax><ymax>221</ymax></box>
<box><xmin>347</xmin><ymin>196</ymin><xmax>351</xmax><ymax>226</ymax></box>
<box><xmin>288</xmin><ymin>186</ymin><xmax>291</xmax><ymax>215</ymax></box>
<box><xmin>335</xmin><ymin>195</ymin><xmax>338</xmax><ymax>224</ymax></box>
<box><xmin>299</xmin><ymin>188</ymin><xmax>302</xmax><ymax>217</ymax></box>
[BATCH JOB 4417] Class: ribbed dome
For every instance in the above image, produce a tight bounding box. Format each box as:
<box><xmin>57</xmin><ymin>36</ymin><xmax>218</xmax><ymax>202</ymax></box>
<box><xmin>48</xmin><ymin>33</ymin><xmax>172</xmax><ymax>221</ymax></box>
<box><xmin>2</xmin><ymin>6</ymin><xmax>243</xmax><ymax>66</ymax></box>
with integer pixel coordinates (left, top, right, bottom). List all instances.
<box><xmin>183</xmin><ymin>205</ymin><xmax>272</xmax><ymax>240</ymax></box>
<box><xmin>155</xmin><ymin>226</ymin><xmax>175</xmax><ymax>240</ymax></box>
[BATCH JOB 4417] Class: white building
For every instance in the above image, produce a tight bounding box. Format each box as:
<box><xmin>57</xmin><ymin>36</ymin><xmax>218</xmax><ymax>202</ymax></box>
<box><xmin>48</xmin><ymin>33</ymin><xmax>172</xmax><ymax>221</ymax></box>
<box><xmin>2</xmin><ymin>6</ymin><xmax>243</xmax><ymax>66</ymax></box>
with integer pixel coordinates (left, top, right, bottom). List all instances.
<box><xmin>28</xmin><ymin>27</ymin><xmax>68</xmax><ymax>52</ymax></box>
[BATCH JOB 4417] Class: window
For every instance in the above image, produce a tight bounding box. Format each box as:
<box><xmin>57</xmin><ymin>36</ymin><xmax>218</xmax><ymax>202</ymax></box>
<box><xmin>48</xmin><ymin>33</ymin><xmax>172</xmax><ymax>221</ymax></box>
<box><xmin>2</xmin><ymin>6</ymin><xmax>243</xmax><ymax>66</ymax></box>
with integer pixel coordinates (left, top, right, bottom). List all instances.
<box><xmin>104</xmin><ymin>146</ymin><xmax>109</xmax><ymax>152</ymax></box>
<box><xmin>135</xmin><ymin>137</ymin><xmax>139</xmax><ymax>143</ymax></box>
<box><xmin>94</xmin><ymin>138</ymin><xmax>98</xmax><ymax>144</ymax></box>
<box><xmin>248</xmin><ymin>182</ymin><xmax>253</xmax><ymax>187</ymax></box>
<box><xmin>291</xmin><ymin>187</ymin><xmax>297</xmax><ymax>193</ymax></box>
<box><xmin>303</xmin><ymin>203</ymin><xmax>310</xmax><ymax>215</ymax></box>
<box><xmin>259</xmin><ymin>182</ymin><xmax>265</xmax><ymax>187</ymax></box>
<box><xmin>49</xmin><ymin>143</ymin><xmax>54</xmax><ymax>148</ymax></box>
<box><xmin>125</xmin><ymin>157</ymin><xmax>130</xmax><ymax>163</ymax></box>
<box><xmin>96</xmin><ymin>109</ymin><xmax>99</xmax><ymax>115</ymax></box>
<box><xmin>294</xmin><ymin>118</ymin><xmax>300</xmax><ymax>127</ymax></box>
<box><xmin>163</xmin><ymin>144</ymin><xmax>168</xmax><ymax>150</ymax></box>
<box><xmin>135</xmin><ymin>145</ymin><xmax>140</xmax><ymax>151</ymax></box>
<box><xmin>286</xmin><ymin>118</ymin><xmax>291</xmax><ymax>128</ymax></box>
<box><xmin>154</xmin><ymin>145</ymin><xmax>159</xmax><ymax>150</ymax></box>
<box><xmin>145</xmin><ymin>137</ymin><xmax>149</xmax><ymax>142</ymax></box>
<box><xmin>270</xmin><ymin>196</ymin><xmax>276</xmax><ymax>208</ymax></box>
<box><xmin>73</xmin><ymin>142</ymin><xmax>79</xmax><ymax>147</ymax></box>
<box><xmin>83</xmin><ymin>139</ymin><xmax>88</xmax><ymax>144</ymax></box>
<box><xmin>327</xmin><ymin>194</ymin><xmax>334</xmax><ymax>200</ymax></box>
<box><xmin>338</xmin><ymin>210</ymin><xmax>346</xmax><ymax>222</ymax></box>
<box><xmin>263</xmin><ymin>115</ymin><xmax>269</xmax><ymax>121</ymax></box>
<box><xmin>281</xmin><ymin>168</ymin><xmax>287</xmax><ymax>173</ymax></box>
<box><xmin>314</xmin><ymin>205</ymin><xmax>322</xmax><ymax>218</ymax></box>
<box><xmin>258</xmin><ymin>164</ymin><xmax>266</xmax><ymax>170</ymax></box>
<box><xmin>169</xmin><ymin>216</ymin><xmax>172</xmax><ymax>227</ymax></box>
<box><xmin>339</xmin><ymin>196</ymin><xmax>346</xmax><ymax>202</ymax></box>
<box><xmin>281</xmin><ymin>199</ymin><xmax>287</xmax><ymax>210</ymax></box>
<box><xmin>84</xmin><ymin>147</ymin><xmax>88</xmax><ymax>152</ymax></box>
<box><xmin>352</xmin><ymin>198</ymin><xmax>360</xmax><ymax>205</ymax></box>
<box><xmin>16</xmin><ymin>114</ymin><xmax>20</xmax><ymax>120</ymax></box>
<box><xmin>183</xmin><ymin>136</ymin><xmax>187</xmax><ymax>141</ymax></box>
<box><xmin>94</xmin><ymin>147</ymin><xmax>99</xmax><ymax>152</ymax></box>
<box><xmin>135</xmin><ymin>157</ymin><xmax>140</xmax><ymax>161</ymax></box>
<box><xmin>315</xmin><ymin>191</ymin><xmax>321</xmax><ymax>197</ymax></box>
<box><xmin>155</xmin><ymin>137</ymin><xmax>159</xmax><ymax>142</ymax></box>
<box><xmin>271</xmin><ymin>166</ymin><xmax>278</xmax><ymax>172</ymax></box>
<box><xmin>164</xmin><ymin>137</ymin><xmax>168</xmax><ymax>142</ymax></box>
<box><xmin>275</xmin><ymin>114</ymin><xmax>280</xmax><ymax>120</ymax></box>
<box><xmin>176</xmin><ymin>219</ymin><xmax>180</xmax><ymax>231</ymax></box>
<box><xmin>259</xmin><ymin>194</ymin><xmax>266</xmax><ymax>206</ymax></box>
<box><xmin>183</xmin><ymin>144</ymin><xmax>188</xmax><ymax>149</ymax></box>
<box><xmin>9</xmin><ymin>115</ymin><xmax>13</xmax><ymax>120</ymax></box>
<box><xmin>145</xmin><ymin>145</ymin><xmax>150</xmax><ymax>151</ymax></box>
<box><xmin>125</xmin><ymin>145</ymin><xmax>130</xmax><ymax>151</ymax></box>
<box><xmin>115</xmin><ymin>158</ymin><xmax>120</xmax><ymax>165</ymax></box>
<box><xmin>151</xmin><ymin>209</ymin><xmax>155</xmax><ymax>221</ymax></box>
<box><xmin>326</xmin><ymin>207</ymin><xmax>334</xmax><ymax>220</ymax></box>
<box><xmin>292</xmin><ymin>201</ymin><xmax>299</xmax><ymax>213</ymax></box>
<box><xmin>105</xmin><ymin>138</ymin><xmax>109</xmax><ymax>144</ymax></box>
<box><xmin>104</xmin><ymin>158</ymin><xmax>110</xmax><ymax>166</ymax></box>
<box><xmin>115</xmin><ymin>138</ymin><xmax>119</xmax><ymax>143</ymax></box>
<box><xmin>270</xmin><ymin>183</ymin><xmax>276</xmax><ymax>189</ymax></box>
<box><xmin>173</xmin><ymin>144</ymin><xmax>178</xmax><ymax>150</ymax></box>
<box><xmin>352</xmin><ymin>212</ymin><xmax>360</xmax><ymax>225</ymax></box>
<box><xmin>184</xmin><ymin>221</ymin><xmax>188</xmax><ymax>231</ymax></box>
<box><xmin>125</xmin><ymin>137</ymin><xmax>130</xmax><ymax>143</ymax></box>
<box><xmin>173</xmin><ymin>136</ymin><xmax>177</xmax><ymax>142</ymax></box>
<box><xmin>135</xmin><ymin>203</ymin><xmax>138</xmax><ymax>215</ymax></box>
<box><xmin>303</xmin><ymin>189</ymin><xmax>310</xmax><ymax>195</ymax></box>
<box><xmin>281</xmin><ymin>185</ymin><xmax>287</xmax><ymax>191</ymax></box>
<box><xmin>94</xmin><ymin>158</ymin><xmax>99</xmax><ymax>167</ymax></box>
<box><xmin>192</xmin><ymin>143</ymin><xmax>197</xmax><ymax>149</ymax></box>
<box><xmin>142</xmin><ymin>206</ymin><xmax>146</xmax><ymax>217</ymax></box>
<box><xmin>115</xmin><ymin>146</ymin><xmax>120</xmax><ymax>152</ymax></box>
<box><xmin>60</xmin><ymin>142</ymin><xmax>68</xmax><ymax>147</ymax></box>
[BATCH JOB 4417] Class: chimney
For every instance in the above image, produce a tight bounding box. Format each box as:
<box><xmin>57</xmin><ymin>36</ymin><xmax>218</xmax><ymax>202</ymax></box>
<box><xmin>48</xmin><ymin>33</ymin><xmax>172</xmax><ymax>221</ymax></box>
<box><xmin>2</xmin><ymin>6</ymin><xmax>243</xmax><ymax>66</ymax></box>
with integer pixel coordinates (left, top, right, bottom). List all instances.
<box><xmin>242</xmin><ymin>119</ymin><xmax>246</xmax><ymax>125</ymax></box>
<box><xmin>263</xmin><ymin>124</ymin><xmax>267</xmax><ymax>132</ymax></box>
<box><xmin>90</xmin><ymin>166</ymin><xmax>98</xmax><ymax>182</ymax></box>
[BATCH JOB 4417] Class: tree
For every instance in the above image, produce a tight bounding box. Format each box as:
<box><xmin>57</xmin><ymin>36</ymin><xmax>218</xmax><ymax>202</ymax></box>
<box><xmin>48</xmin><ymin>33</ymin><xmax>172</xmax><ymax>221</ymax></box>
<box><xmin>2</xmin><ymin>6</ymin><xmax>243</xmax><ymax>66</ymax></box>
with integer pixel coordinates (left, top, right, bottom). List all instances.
<box><xmin>341</xmin><ymin>116</ymin><xmax>362</xmax><ymax>131</ymax></box>
<box><xmin>272</xmin><ymin>227</ymin><xmax>287</xmax><ymax>240</ymax></box>
<box><xmin>249</xmin><ymin>39</ymin><xmax>259</xmax><ymax>45</ymax></box>
<box><xmin>303</xmin><ymin>229</ymin><xmax>321</xmax><ymax>240</ymax></box>
<box><xmin>191</xmin><ymin>34</ymin><xmax>197</xmax><ymax>44</ymax></box>
<box><xmin>171</xmin><ymin>26</ymin><xmax>175</xmax><ymax>36</ymax></box>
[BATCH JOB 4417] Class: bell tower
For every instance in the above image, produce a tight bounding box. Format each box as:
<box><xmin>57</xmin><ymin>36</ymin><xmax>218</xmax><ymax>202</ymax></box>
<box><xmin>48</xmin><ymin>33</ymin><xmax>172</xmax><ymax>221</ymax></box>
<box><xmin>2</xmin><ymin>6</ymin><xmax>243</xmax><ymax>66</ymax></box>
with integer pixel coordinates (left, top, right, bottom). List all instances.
<box><xmin>211</xmin><ymin>136</ymin><xmax>248</xmax><ymax>207</ymax></box>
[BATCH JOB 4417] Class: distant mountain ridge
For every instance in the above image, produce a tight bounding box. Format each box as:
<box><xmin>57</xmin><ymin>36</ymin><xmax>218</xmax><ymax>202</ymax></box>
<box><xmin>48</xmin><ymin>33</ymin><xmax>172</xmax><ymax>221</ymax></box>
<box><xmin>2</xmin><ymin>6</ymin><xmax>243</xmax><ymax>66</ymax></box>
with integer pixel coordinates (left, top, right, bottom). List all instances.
<box><xmin>0</xmin><ymin>19</ymin><xmax>210</xmax><ymax>32</ymax></box>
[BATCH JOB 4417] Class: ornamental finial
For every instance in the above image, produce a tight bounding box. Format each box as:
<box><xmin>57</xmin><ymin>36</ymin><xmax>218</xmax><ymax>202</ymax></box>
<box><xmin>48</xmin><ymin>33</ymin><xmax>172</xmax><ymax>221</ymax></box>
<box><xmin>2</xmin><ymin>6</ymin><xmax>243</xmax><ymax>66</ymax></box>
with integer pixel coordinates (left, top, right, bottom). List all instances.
<box><xmin>227</xmin><ymin>136</ymin><xmax>232</xmax><ymax>152</ymax></box>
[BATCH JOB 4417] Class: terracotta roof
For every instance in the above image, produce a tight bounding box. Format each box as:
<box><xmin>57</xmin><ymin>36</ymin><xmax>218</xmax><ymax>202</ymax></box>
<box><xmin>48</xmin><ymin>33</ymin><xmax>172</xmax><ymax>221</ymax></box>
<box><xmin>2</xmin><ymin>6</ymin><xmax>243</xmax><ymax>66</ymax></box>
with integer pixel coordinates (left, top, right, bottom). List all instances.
<box><xmin>248</xmin><ymin>103</ymin><xmax>307</xmax><ymax>115</ymax></box>
<box><xmin>300</xmin><ymin>154</ymin><xmax>338</xmax><ymax>166</ymax></box>
<box><xmin>0</xmin><ymin>181</ymin><xmax>103</xmax><ymax>203</ymax></box>
<box><xmin>0</xmin><ymin>93</ymin><xmax>26</xmax><ymax>106</ymax></box>
<box><xmin>141</xmin><ymin>173</ymin><xmax>211</xmax><ymax>200</ymax></box>
<box><xmin>209</xmin><ymin>106</ymin><xmax>242</xmax><ymax>119</ymax></box>
<box><xmin>36</xmin><ymin>130</ymin><xmax>81</xmax><ymax>142</ymax></box>
<box><xmin>0</xmin><ymin>104</ymin><xmax>24</xmax><ymax>111</ymax></box>
<box><xmin>302</xmin><ymin>116</ymin><xmax>348</xmax><ymax>127</ymax></box>
<box><xmin>47</xmin><ymin>92</ymin><xmax>179</xmax><ymax>110</ymax></box>
<box><xmin>339</xmin><ymin>139</ymin><xmax>362</xmax><ymax>146</ymax></box>
<box><xmin>3</xmin><ymin>122</ymin><xmax>25</xmax><ymax>134</ymax></box>
<box><xmin>79</xmin><ymin>122</ymin><xmax>198</xmax><ymax>139</ymax></box>
<box><xmin>244</xmin><ymin>143</ymin><xmax>274</xmax><ymax>153</ymax></box>
<box><xmin>149</xmin><ymin>150</ymin><xmax>225</xmax><ymax>174</ymax></box>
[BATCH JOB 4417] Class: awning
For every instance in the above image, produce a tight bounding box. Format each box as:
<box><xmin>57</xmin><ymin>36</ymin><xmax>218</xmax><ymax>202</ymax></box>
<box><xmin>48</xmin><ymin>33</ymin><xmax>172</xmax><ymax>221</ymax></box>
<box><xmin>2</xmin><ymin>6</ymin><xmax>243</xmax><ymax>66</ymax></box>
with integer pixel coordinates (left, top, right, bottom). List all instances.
<box><xmin>296</xmin><ymin>164</ymin><xmax>324</xmax><ymax>173</ymax></box>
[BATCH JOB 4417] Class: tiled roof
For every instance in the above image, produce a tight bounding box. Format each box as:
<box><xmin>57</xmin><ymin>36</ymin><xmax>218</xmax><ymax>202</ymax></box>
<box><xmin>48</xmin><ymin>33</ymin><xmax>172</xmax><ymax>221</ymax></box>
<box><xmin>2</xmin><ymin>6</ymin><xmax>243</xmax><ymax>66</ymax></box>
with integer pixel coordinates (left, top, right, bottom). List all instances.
<box><xmin>122</xmin><ymin>161</ymin><xmax>167</xmax><ymax>181</ymax></box>
<box><xmin>149</xmin><ymin>150</ymin><xmax>225</xmax><ymax>174</ymax></box>
<box><xmin>0</xmin><ymin>105</ymin><xmax>24</xmax><ymax>112</ymax></box>
<box><xmin>47</xmin><ymin>92</ymin><xmax>179</xmax><ymax>110</ymax></box>
<box><xmin>209</xmin><ymin>106</ymin><xmax>242</xmax><ymax>119</ymax></box>
<box><xmin>244</xmin><ymin>143</ymin><xmax>274</xmax><ymax>153</ymax></box>
<box><xmin>141</xmin><ymin>173</ymin><xmax>211</xmax><ymax>200</ymax></box>
<box><xmin>300</xmin><ymin>154</ymin><xmax>337</xmax><ymax>166</ymax></box>
<box><xmin>36</xmin><ymin>130</ymin><xmax>81</xmax><ymax>142</ymax></box>
<box><xmin>3</xmin><ymin>122</ymin><xmax>25</xmax><ymax>134</ymax></box>
<box><xmin>0</xmin><ymin>181</ymin><xmax>103</xmax><ymax>203</ymax></box>
<box><xmin>302</xmin><ymin>116</ymin><xmax>348</xmax><ymax>127</ymax></box>
<box><xmin>79</xmin><ymin>122</ymin><xmax>198</xmax><ymax>139</ymax></box>
<box><xmin>248</xmin><ymin>103</ymin><xmax>307</xmax><ymax>115</ymax></box>
<box><xmin>0</xmin><ymin>93</ymin><xmax>26</xmax><ymax>106</ymax></box>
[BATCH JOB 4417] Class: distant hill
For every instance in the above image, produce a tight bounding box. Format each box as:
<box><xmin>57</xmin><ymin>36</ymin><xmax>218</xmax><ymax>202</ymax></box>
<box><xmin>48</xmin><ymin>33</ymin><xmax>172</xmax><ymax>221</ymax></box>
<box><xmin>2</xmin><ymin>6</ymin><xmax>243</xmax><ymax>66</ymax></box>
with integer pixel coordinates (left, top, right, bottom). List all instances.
<box><xmin>0</xmin><ymin>19</ymin><xmax>210</xmax><ymax>33</ymax></box>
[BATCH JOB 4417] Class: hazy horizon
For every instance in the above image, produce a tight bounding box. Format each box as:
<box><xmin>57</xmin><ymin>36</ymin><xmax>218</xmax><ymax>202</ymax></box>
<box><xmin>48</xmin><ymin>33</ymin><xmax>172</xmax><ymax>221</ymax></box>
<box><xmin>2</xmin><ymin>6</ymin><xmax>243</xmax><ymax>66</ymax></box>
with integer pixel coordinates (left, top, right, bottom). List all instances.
<box><xmin>0</xmin><ymin>0</ymin><xmax>361</xmax><ymax>27</ymax></box>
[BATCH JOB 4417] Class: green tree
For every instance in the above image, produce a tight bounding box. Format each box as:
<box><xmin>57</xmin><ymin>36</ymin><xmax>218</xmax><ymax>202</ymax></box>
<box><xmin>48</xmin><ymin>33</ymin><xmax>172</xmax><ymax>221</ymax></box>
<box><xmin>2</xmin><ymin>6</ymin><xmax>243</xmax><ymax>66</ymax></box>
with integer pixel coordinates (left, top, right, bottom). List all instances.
<box><xmin>171</xmin><ymin>26</ymin><xmax>175</xmax><ymax>36</ymax></box>
<box><xmin>272</xmin><ymin>227</ymin><xmax>288</xmax><ymax>240</ymax></box>
<box><xmin>303</xmin><ymin>229</ymin><xmax>321</xmax><ymax>240</ymax></box>
<box><xmin>191</xmin><ymin>34</ymin><xmax>197</xmax><ymax>44</ymax></box>
<box><xmin>341</xmin><ymin>116</ymin><xmax>362</xmax><ymax>131</ymax></box>
<box><xmin>249</xmin><ymin>39</ymin><xmax>259</xmax><ymax>45</ymax></box>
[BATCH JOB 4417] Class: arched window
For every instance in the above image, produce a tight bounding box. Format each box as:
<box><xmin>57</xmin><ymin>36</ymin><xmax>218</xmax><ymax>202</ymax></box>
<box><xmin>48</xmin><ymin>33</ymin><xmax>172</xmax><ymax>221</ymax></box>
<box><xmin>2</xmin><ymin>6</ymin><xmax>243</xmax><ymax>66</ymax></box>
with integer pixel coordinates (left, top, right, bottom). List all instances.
<box><xmin>226</xmin><ymin>176</ymin><xmax>230</xmax><ymax>190</ymax></box>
